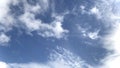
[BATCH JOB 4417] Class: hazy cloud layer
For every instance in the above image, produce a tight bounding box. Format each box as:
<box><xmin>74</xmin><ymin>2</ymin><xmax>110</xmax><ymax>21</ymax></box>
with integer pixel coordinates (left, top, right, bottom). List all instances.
<box><xmin>96</xmin><ymin>0</ymin><xmax>120</xmax><ymax>68</ymax></box>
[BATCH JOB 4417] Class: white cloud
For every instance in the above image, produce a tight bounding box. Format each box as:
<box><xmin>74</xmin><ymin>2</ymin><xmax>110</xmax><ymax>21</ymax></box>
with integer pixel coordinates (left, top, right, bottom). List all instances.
<box><xmin>0</xmin><ymin>62</ymin><xmax>8</xmax><ymax>68</ymax></box>
<box><xmin>73</xmin><ymin>5</ymin><xmax>101</xmax><ymax>18</ymax></box>
<box><xmin>79</xmin><ymin>5</ymin><xmax>86</xmax><ymax>14</ymax></box>
<box><xmin>100</xmin><ymin>54</ymin><xmax>120</xmax><ymax>68</ymax></box>
<box><xmin>38</xmin><ymin>21</ymin><xmax>68</xmax><ymax>39</ymax></box>
<box><xmin>19</xmin><ymin>12</ymin><xmax>41</xmax><ymax>31</ymax></box>
<box><xmin>0</xmin><ymin>33</ymin><xmax>10</xmax><ymax>45</ymax></box>
<box><xmin>100</xmin><ymin>23</ymin><xmax>120</xmax><ymax>68</ymax></box>
<box><xmin>19</xmin><ymin>11</ymin><xmax>68</xmax><ymax>39</ymax></box>
<box><xmin>9</xmin><ymin>63</ymin><xmax>50</xmax><ymax>68</ymax></box>
<box><xmin>80</xmin><ymin>5</ymin><xmax>85</xmax><ymax>10</ymax></box>
<box><xmin>0</xmin><ymin>47</ymin><xmax>92</xmax><ymax>68</ymax></box>
<box><xmin>77</xmin><ymin>25</ymin><xmax>100</xmax><ymax>40</ymax></box>
<box><xmin>89</xmin><ymin>6</ymin><xmax>101</xmax><ymax>19</ymax></box>
<box><xmin>87</xmin><ymin>30</ymin><xmax>100</xmax><ymax>40</ymax></box>
<box><xmin>90</xmin><ymin>7</ymin><xmax>99</xmax><ymax>14</ymax></box>
<box><xmin>0</xmin><ymin>0</ymin><xmax>10</xmax><ymax>20</ymax></box>
<box><xmin>0</xmin><ymin>0</ymin><xmax>68</xmax><ymax>45</ymax></box>
<box><xmin>95</xmin><ymin>0</ymin><xmax>120</xmax><ymax>68</ymax></box>
<box><xmin>0</xmin><ymin>0</ymin><xmax>14</xmax><ymax>32</ymax></box>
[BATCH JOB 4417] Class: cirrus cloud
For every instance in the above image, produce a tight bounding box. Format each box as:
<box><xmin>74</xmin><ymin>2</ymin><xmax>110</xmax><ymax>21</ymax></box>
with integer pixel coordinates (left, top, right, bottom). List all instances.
<box><xmin>0</xmin><ymin>47</ymin><xmax>92</xmax><ymax>68</ymax></box>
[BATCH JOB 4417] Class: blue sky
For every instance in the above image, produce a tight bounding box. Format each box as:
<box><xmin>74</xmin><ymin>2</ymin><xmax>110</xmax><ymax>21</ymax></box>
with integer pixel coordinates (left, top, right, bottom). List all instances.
<box><xmin>0</xmin><ymin>0</ymin><xmax>120</xmax><ymax>68</ymax></box>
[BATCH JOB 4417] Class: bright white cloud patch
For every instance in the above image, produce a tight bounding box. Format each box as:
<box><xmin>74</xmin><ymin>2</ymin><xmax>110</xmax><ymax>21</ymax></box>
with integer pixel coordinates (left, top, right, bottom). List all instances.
<box><xmin>89</xmin><ymin>6</ymin><xmax>101</xmax><ymax>19</ymax></box>
<box><xmin>87</xmin><ymin>31</ymin><xmax>100</xmax><ymax>40</ymax></box>
<box><xmin>0</xmin><ymin>62</ymin><xmax>8</xmax><ymax>68</ymax></box>
<box><xmin>77</xmin><ymin>25</ymin><xmax>100</xmax><ymax>40</ymax></box>
<box><xmin>90</xmin><ymin>7</ymin><xmax>99</xmax><ymax>14</ymax></box>
<box><xmin>0</xmin><ymin>0</ymin><xmax>14</xmax><ymax>32</ymax></box>
<box><xmin>0</xmin><ymin>0</ymin><xmax>10</xmax><ymax>20</ymax></box>
<box><xmin>0</xmin><ymin>47</ymin><xmax>92</xmax><ymax>68</ymax></box>
<box><xmin>0</xmin><ymin>33</ymin><xmax>10</xmax><ymax>45</ymax></box>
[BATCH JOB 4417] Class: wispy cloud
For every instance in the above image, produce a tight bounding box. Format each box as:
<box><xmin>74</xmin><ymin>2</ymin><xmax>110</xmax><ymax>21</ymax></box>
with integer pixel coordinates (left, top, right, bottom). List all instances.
<box><xmin>0</xmin><ymin>47</ymin><xmax>92</xmax><ymax>68</ymax></box>
<box><xmin>95</xmin><ymin>0</ymin><xmax>120</xmax><ymax>68</ymax></box>
<box><xmin>100</xmin><ymin>22</ymin><xmax>120</xmax><ymax>68</ymax></box>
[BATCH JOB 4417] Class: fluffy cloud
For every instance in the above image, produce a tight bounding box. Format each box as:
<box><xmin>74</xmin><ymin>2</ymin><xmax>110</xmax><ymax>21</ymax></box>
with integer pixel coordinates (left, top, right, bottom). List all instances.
<box><xmin>19</xmin><ymin>11</ymin><xmax>68</xmax><ymax>39</ymax></box>
<box><xmin>89</xmin><ymin>6</ymin><xmax>101</xmax><ymax>19</ymax></box>
<box><xmin>90</xmin><ymin>7</ymin><xmax>99</xmax><ymax>14</ymax></box>
<box><xmin>0</xmin><ymin>0</ymin><xmax>10</xmax><ymax>20</ymax></box>
<box><xmin>87</xmin><ymin>31</ymin><xmax>100</xmax><ymax>40</ymax></box>
<box><xmin>0</xmin><ymin>0</ymin><xmax>14</xmax><ymax>32</ymax></box>
<box><xmin>17</xmin><ymin>0</ymin><xmax>68</xmax><ymax>39</ymax></box>
<box><xmin>77</xmin><ymin>25</ymin><xmax>100</xmax><ymax>40</ymax></box>
<box><xmin>0</xmin><ymin>47</ymin><xmax>92</xmax><ymax>68</ymax></box>
<box><xmin>0</xmin><ymin>0</ymin><xmax>69</xmax><ymax>45</ymax></box>
<box><xmin>0</xmin><ymin>33</ymin><xmax>10</xmax><ymax>45</ymax></box>
<box><xmin>0</xmin><ymin>62</ymin><xmax>8</xmax><ymax>68</ymax></box>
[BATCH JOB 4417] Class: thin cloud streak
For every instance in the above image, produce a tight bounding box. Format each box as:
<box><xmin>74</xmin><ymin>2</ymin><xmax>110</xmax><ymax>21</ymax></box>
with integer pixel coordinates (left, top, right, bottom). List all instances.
<box><xmin>0</xmin><ymin>47</ymin><xmax>92</xmax><ymax>68</ymax></box>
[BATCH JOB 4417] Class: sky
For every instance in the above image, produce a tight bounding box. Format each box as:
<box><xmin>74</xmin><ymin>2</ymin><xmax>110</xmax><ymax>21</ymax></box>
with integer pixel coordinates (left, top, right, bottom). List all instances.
<box><xmin>0</xmin><ymin>0</ymin><xmax>120</xmax><ymax>68</ymax></box>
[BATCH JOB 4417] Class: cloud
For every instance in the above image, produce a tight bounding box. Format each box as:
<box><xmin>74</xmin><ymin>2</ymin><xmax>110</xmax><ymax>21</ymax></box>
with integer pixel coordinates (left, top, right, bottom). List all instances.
<box><xmin>0</xmin><ymin>0</ymin><xmax>69</xmax><ymax>45</ymax></box>
<box><xmin>77</xmin><ymin>25</ymin><xmax>100</xmax><ymax>40</ymax></box>
<box><xmin>2</xmin><ymin>0</ymin><xmax>120</xmax><ymax>68</ymax></box>
<box><xmin>100</xmin><ymin>22</ymin><xmax>120</xmax><ymax>68</ymax></box>
<box><xmin>19</xmin><ymin>0</ymin><xmax>69</xmax><ymax>39</ymax></box>
<box><xmin>87</xmin><ymin>6</ymin><xmax>102</xmax><ymax>19</ymax></box>
<box><xmin>17</xmin><ymin>0</ymin><xmax>68</xmax><ymax>39</ymax></box>
<box><xmin>72</xmin><ymin>4</ymin><xmax>102</xmax><ymax>19</ymax></box>
<box><xmin>79</xmin><ymin>5</ymin><xmax>87</xmax><ymax>14</ymax></box>
<box><xmin>72</xmin><ymin>1</ymin><xmax>120</xmax><ymax>68</ymax></box>
<box><xmin>0</xmin><ymin>0</ymin><xmax>14</xmax><ymax>32</ymax></box>
<box><xmin>0</xmin><ymin>33</ymin><xmax>10</xmax><ymax>46</ymax></box>
<box><xmin>95</xmin><ymin>0</ymin><xmax>120</xmax><ymax>68</ymax></box>
<box><xmin>0</xmin><ymin>47</ymin><xmax>92</xmax><ymax>68</ymax></box>
<box><xmin>9</xmin><ymin>63</ymin><xmax>50</xmax><ymax>68</ymax></box>
<box><xmin>0</xmin><ymin>62</ymin><xmax>8</xmax><ymax>68</ymax></box>
<box><xmin>19</xmin><ymin>11</ymin><xmax>68</xmax><ymax>39</ymax></box>
<box><xmin>0</xmin><ymin>0</ymin><xmax>10</xmax><ymax>20</ymax></box>
<box><xmin>87</xmin><ymin>31</ymin><xmax>100</xmax><ymax>40</ymax></box>
<box><xmin>90</xmin><ymin>7</ymin><xmax>99</xmax><ymax>15</ymax></box>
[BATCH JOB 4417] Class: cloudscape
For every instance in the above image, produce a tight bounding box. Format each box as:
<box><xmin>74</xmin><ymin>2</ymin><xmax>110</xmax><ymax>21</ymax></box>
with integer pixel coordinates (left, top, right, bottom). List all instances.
<box><xmin>0</xmin><ymin>0</ymin><xmax>120</xmax><ymax>68</ymax></box>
